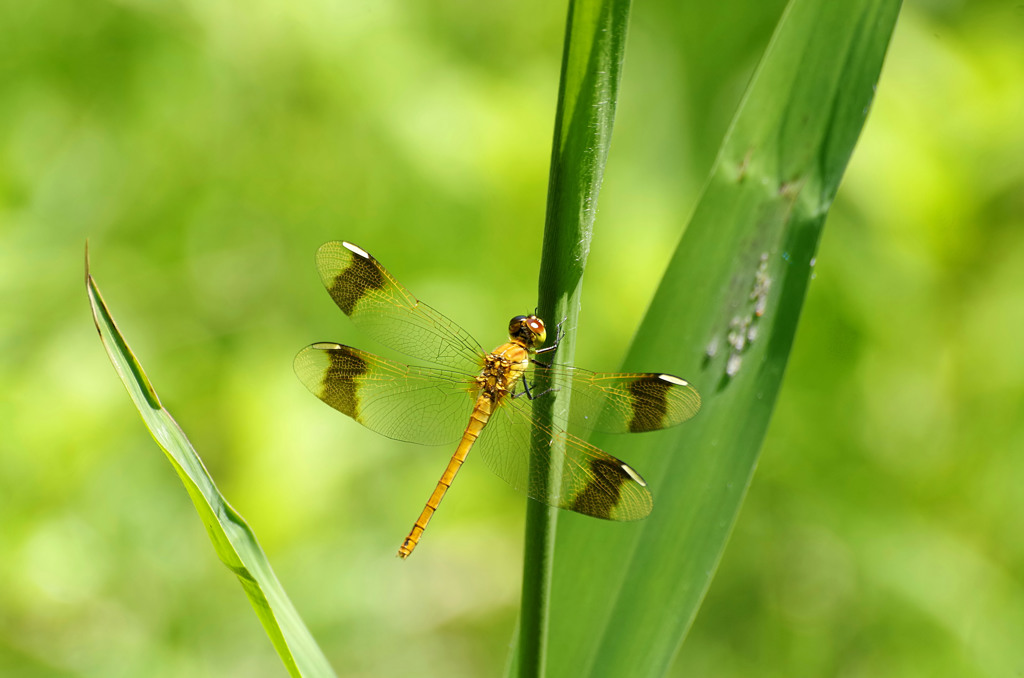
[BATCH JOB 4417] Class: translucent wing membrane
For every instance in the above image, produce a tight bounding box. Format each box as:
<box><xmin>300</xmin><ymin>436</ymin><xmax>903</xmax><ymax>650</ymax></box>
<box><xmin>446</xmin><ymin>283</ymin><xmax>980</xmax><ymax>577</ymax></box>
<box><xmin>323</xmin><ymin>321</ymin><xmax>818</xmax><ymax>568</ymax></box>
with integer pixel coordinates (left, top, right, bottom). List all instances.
<box><xmin>478</xmin><ymin>394</ymin><xmax>653</xmax><ymax>521</ymax></box>
<box><xmin>294</xmin><ymin>343</ymin><xmax>655</xmax><ymax>521</ymax></box>
<box><xmin>532</xmin><ymin>365</ymin><xmax>702</xmax><ymax>435</ymax></box>
<box><xmin>315</xmin><ymin>241</ymin><xmax>484</xmax><ymax>372</ymax></box>
<box><xmin>294</xmin><ymin>344</ymin><xmax>476</xmax><ymax>446</ymax></box>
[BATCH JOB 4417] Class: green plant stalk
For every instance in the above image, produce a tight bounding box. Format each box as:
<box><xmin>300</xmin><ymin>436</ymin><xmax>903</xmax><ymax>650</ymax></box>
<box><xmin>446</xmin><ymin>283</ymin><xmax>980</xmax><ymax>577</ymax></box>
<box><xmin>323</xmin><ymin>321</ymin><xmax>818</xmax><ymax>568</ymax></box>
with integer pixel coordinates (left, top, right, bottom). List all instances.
<box><xmin>86</xmin><ymin>251</ymin><xmax>335</xmax><ymax>678</ymax></box>
<box><xmin>544</xmin><ymin>0</ymin><xmax>903</xmax><ymax>676</ymax></box>
<box><xmin>517</xmin><ymin>0</ymin><xmax>632</xmax><ymax>676</ymax></box>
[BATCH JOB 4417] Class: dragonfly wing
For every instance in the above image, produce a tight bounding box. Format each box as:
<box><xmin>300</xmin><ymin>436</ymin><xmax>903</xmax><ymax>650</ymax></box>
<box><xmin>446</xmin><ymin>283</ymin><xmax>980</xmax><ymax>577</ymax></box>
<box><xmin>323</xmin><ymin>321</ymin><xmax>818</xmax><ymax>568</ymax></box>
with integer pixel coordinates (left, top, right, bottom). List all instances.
<box><xmin>294</xmin><ymin>343</ymin><xmax>477</xmax><ymax>445</ymax></box>
<box><xmin>532</xmin><ymin>364</ymin><xmax>702</xmax><ymax>434</ymax></box>
<box><xmin>315</xmin><ymin>241</ymin><xmax>485</xmax><ymax>371</ymax></box>
<box><xmin>475</xmin><ymin>396</ymin><xmax>652</xmax><ymax>521</ymax></box>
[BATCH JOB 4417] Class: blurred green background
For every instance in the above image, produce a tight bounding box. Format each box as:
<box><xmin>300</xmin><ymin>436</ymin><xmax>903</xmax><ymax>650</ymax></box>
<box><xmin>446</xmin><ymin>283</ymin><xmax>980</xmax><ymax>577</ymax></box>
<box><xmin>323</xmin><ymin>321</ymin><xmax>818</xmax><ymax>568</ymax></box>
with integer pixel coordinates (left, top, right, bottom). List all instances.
<box><xmin>2</xmin><ymin>1</ymin><xmax>1022</xmax><ymax>676</ymax></box>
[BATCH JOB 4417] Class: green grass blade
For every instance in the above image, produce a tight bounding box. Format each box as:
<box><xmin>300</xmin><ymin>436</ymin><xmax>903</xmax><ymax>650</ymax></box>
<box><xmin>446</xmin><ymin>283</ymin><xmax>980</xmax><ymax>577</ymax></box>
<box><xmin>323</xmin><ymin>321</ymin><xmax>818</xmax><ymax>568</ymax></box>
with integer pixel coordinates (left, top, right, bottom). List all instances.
<box><xmin>86</xmin><ymin>249</ymin><xmax>335</xmax><ymax>678</ymax></box>
<box><xmin>545</xmin><ymin>0</ymin><xmax>902</xmax><ymax>676</ymax></box>
<box><xmin>519</xmin><ymin>0</ymin><xmax>632</xmax><ymax>676</ymax></box>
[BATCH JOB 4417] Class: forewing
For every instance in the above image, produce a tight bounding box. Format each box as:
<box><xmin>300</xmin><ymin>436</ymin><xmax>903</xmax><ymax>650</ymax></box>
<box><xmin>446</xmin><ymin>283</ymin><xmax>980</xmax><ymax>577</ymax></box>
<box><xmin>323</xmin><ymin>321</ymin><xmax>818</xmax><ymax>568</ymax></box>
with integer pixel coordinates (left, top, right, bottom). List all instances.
<box><xmin>533</xmin><ymin>364</ymin><xmax>702</xmax><ymax>434</ymax></box>
<box><xmin>315</xmin><ymin>241</ymin><xmax>484</xmax><ymax>371</ymax></box>
<box><xmin>294</xmin><ymin>343</ymin><xmax>476</xmax><ymax>445</ymax></box>
<box><xmin>475</xmin><ymin>395</ymin><xmax>652</xmax><ymax>521</ymax></box>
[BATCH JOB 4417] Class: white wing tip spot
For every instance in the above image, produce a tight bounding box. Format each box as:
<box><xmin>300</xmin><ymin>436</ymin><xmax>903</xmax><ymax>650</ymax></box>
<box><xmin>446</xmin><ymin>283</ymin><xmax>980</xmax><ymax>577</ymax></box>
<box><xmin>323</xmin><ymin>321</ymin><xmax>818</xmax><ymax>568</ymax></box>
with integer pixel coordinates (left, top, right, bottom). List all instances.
<box><xmin>658</xmin><ymin>374</ymin><xmax>689</xmax><ymax>386</ymax></box>
<box><xmin>622</xmin><ymin>464</ymin><xmax>646</xmax><ymax>486</ymax></box>
<box><xmin>342</xmin><ymin>242</ymin><xmax>371</xmax><ymax>259</ymax></box>
<box><xmin>312</xmin><ymin>342</ymin><xmax>343</xmax><ymax>350</ymax></box>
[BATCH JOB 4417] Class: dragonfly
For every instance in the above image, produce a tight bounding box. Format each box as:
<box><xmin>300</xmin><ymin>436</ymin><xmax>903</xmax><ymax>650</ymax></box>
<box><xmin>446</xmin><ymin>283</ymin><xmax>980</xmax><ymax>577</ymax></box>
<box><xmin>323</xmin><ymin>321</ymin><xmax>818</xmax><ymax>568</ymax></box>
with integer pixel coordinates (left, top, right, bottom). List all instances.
<box><xmin>294</xmin><ymin>241</ymin><xmax>701</xmax><ymax>558</ymax></box>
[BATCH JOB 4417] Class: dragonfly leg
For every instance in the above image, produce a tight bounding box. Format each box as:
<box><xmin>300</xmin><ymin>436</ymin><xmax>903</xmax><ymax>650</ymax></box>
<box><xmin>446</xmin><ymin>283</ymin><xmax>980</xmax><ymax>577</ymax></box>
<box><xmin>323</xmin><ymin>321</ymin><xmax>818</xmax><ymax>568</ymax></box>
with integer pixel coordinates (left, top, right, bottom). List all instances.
<box><xmin>512</xmin><ymin>376</ymin><xmax>557</xmax><ymax>401</ymax></box>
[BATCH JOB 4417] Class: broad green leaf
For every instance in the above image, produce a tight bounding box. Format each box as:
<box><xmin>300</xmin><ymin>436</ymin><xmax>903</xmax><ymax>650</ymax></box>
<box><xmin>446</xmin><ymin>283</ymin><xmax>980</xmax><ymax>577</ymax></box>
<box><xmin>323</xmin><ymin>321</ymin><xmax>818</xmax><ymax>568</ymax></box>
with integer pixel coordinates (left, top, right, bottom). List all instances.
<box><xmin>86</xmin><ymin>251</ymin><xmax>335</xmax><ymax>678</ymax></box>
<box><xmin>545</xmin><ymin>1</ymin><xmax>902</xmax><ymax>676</ymax></box>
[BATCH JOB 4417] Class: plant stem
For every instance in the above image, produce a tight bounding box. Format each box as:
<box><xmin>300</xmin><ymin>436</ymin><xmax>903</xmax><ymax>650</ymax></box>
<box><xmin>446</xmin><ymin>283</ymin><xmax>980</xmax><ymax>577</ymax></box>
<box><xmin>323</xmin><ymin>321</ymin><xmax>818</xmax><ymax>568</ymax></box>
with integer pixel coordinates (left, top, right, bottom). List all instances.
<box><xmin>517</xmin><ymin>0</ymin><xmax>632</xmax><ymax>676</ymax></box>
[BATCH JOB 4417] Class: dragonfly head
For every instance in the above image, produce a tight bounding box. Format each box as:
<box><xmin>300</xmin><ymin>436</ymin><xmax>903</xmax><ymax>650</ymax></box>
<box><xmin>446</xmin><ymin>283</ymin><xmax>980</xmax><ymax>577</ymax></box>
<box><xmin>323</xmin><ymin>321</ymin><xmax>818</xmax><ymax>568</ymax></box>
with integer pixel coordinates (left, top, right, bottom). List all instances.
<box><xmin>509</xmin><ymin>314</ymin><xmax>547</xmax><ymax>348</ymax></box>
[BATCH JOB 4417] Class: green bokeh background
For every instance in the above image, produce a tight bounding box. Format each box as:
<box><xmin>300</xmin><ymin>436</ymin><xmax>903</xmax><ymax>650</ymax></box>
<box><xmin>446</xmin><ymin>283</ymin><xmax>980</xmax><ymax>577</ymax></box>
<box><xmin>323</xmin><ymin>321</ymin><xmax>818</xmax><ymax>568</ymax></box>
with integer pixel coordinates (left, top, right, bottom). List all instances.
<box><xmin>2</xmin><ymin>1</ymin><xmax>1022</xmax><ymax>676</ymax></box>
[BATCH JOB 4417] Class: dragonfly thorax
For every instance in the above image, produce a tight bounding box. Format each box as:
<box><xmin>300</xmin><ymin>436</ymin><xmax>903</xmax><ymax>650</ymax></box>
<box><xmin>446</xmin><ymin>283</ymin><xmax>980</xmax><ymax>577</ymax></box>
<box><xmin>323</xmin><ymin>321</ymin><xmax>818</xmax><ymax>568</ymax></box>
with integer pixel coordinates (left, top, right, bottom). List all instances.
<box><xmin>508</xmin><ymin>314</ymin><xmax>547</xmax><ymax>349</ymax></box>
<box><xmin>478</xmin><ymin>346</ymin><xmax>529</xmax><ymax>402</ymax></box>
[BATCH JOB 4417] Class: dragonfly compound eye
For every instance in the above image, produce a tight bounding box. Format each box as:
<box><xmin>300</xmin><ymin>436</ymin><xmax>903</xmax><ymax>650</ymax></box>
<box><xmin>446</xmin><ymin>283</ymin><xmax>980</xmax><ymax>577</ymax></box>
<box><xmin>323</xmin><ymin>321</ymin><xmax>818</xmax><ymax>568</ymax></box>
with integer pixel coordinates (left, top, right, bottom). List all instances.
<box><xmin>526</xmin><ymin>316</ymin><xmax>547</xmax><ymax>346</ymax></box>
